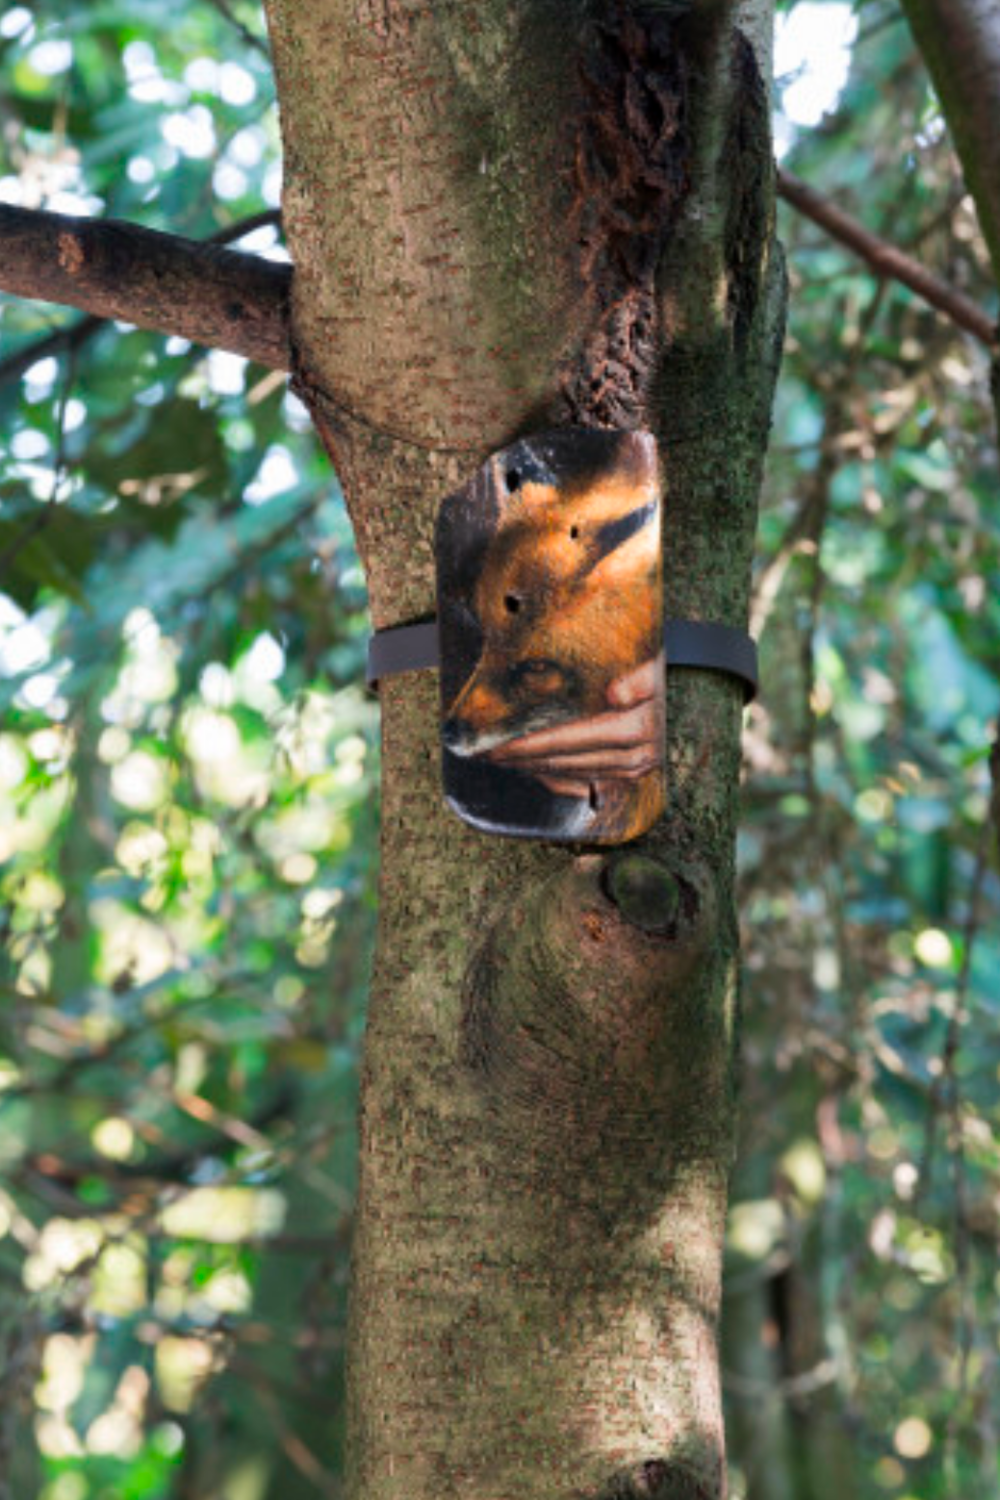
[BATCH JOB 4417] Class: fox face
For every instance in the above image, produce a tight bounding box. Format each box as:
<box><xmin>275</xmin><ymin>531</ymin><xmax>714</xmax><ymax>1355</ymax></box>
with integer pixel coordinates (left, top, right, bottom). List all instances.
<box><xmin>437</xmin><ymin>429</ymin><xmax>665</xmax><ymax>844</ymax></box>
<box><xmin>443</xmin><ymin>490</ymin><xmax>660</xmax><ymax>756</ymax></box>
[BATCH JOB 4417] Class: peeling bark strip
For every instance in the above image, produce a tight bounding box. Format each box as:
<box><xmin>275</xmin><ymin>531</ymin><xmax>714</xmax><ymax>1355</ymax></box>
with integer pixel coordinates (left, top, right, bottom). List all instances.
<box><xmin>563</xmin><ymin>7</ymin><xmax>691</xmax><ymax>427</ymax></box>
<box><xmin>0</xmin><ymin>206</ymin><xmax>292</xmax><ymax>369</ymax></box>
<box><xmin>722</xmin><ymin>34</ymin><xmax>771</xmax><ymax>352</ymax></box>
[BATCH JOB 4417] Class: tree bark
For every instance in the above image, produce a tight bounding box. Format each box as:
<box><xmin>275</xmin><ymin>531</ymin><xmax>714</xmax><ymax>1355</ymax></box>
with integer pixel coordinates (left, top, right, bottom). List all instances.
<box><xmin>262</xmin><ymin>0</ymin><xmax>784</xmax><ymax>1495</ymax></box>
<box><xmin>0</xmin><ymin>206</ymin><xmax>291</xmax><ymax>368</ymax></box>
<box><xmin>899</xmin><ymin>0</ymin><xmax>1000</xmax><ymax>283</ymax></box>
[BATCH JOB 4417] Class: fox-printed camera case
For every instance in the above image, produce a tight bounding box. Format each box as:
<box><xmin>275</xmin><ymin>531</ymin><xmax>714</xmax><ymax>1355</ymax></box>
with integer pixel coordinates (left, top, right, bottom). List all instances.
<box><xmin>435</xmin><ymin>429</ymin><xmax>666</xmax><ymax>845</ymax></box>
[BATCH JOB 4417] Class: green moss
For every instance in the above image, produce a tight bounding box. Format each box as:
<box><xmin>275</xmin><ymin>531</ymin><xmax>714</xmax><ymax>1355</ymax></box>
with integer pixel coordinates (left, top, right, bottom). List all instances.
<box><xmin>604</xmin><ymin>853</ymin><xmax>682</xmax><ymax>932</ymax></box>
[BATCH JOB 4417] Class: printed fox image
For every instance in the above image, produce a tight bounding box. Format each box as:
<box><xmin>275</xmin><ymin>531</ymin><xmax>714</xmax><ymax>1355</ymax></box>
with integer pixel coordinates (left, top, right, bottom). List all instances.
<box><xmin>436</xmin><ymin>429</ymin><xmax>665</xmax><ymax>844</ymax></box>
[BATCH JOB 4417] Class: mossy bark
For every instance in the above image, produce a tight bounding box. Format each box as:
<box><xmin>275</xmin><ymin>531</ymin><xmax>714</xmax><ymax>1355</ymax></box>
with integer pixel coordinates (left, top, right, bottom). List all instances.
<box><xmin>262</xmin><ymin>0</ymin><xmax>784</xmax><ymax>1494</ymax></box>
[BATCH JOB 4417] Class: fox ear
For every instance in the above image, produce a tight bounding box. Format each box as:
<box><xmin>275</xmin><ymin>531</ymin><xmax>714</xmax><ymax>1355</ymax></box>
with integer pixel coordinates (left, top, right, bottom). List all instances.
<box><xmin>489</xmin><ymin>448</ymin><xmax>558</xmax><ymax>520</ymax></box>
<box><xmin>583</xmin><ymin>500</ymin><xmax>658</xmax><ymax>573</ymax></box>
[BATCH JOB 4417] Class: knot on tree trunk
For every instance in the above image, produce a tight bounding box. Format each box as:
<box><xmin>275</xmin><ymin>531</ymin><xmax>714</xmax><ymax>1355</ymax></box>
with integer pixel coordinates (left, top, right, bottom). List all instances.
<box><xmin>603</xmin><ymin>851</ymin><xmax>691</xmax><ymax>932</ymax></box>
<box><xmin>460</xmin><ymin>853</ymin><xmax>723</xmax><ymax>1217</ymax></box>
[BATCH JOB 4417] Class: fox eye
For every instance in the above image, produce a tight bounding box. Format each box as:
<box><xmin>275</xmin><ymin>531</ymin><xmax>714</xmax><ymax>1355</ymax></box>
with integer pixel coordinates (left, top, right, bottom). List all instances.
<box><xmin>508</xmin><ymin>658</ymin><xmax>563</xmax><ymax>691</ymax></box>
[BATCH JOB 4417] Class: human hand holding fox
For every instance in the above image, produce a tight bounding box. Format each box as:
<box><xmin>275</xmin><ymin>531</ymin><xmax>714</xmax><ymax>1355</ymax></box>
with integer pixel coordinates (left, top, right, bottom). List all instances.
<box><xmin>486</xmin><ymin>655</ymin><xmax>663</xmax><ymax>800</ymax></box>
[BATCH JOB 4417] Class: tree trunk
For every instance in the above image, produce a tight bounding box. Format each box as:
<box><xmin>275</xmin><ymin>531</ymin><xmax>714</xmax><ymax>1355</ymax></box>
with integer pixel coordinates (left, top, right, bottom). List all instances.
<box><xmin>899</xmin><ymin>0</ymin><xmax>1000</xmax><ymax>432</ymax></box>
<box><xmin>261</xmin><ymin>0</ymin><xmax>784</xmax><ymax>1494</ymax></box>
<box><xmin>899</xmin><ymin>0</ymin><xmax>1000</xmax><ymax>284</ymax></box>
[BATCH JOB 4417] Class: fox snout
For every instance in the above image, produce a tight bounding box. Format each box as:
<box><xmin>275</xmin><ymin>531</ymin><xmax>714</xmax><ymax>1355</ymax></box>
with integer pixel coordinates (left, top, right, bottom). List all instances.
<box><xmin>444</xmin><ymin>657</ymin><xmax>583</xmax><ymax>757</ymax></box>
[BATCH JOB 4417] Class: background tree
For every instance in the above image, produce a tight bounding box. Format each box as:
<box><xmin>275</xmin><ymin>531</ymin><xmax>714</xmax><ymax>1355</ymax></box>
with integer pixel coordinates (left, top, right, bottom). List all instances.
<box><xmin>0</xmin><ymin>2</ymin><xmax>998</xmax><ymax>1499</ymax></box>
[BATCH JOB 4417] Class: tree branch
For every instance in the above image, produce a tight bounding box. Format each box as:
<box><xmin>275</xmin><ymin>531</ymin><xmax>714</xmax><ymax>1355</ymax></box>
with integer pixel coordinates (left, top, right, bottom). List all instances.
<box><xmin>778</xmin><ymin>168</ymin><xmax>996</xmax><ymax>348</ymax></box>
<box><xmin>0</xmin><ymin>209</ymin><xmax>284</xmax><ymax>390</ymax></box>
<box><xmin>0</xmin><ymin>205</ymin><xmax>292</xmax><ymax>369</ymax></box>
<box><xmin>6</xmin><ymin>173</ymin><xmax>989</xmax><ymax>388</ymax></box>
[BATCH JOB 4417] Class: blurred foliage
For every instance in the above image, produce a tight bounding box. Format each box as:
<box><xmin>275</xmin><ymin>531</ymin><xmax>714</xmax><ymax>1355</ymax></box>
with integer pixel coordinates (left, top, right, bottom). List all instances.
<box><xmin>726</xmin><ymin>5</ymin><xmax>1000</xmax><ymax>1500</ymax></box>
<box><xmin>0</xmin><ymin>4</ymin><xmax>374</xmax><ymax>1497</ymax></box>
<box><xmin>0</xmin><ymin>2</ymin><xmax>998</xmax><ymax>1499</ymax></box>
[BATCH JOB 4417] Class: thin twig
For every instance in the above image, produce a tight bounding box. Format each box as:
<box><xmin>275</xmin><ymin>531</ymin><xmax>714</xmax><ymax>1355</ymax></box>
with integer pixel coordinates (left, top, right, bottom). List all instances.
<box><xmin>751</xmin><ymin>284</ymin><xmax>886</xmax><ymax>639</ymax></box>
<box><xmin>778</xmin><ymin>168</ymin><xmax>997</xmax><ymax>347</ymax></box>
<box><xmin>0</xmin><ymin>312</ymin><xmax>103</xmax><ymax>392</ymax></box>
<box><xmin>210</xmin><ymin>209</ymin><xmax>282</xmax><ymax>245</ymax></box>
<box><xmin>990</xmin><ymin>724</ymin><xmax>1000</xmax><ymax>866</ymax></box>
<box><xmin>915</xmin><ymin>822</ymin><xmax>991</xmax><ymax>1206</ymax></box>
<box><xmin>941</xmin><ymin>822</ymin><xmax>991</xmax><ymax>1485</ymax></box>
<box><xmin>240</xmin><ymin>1358</ymin><xmax>341</xmax><ymax>1494</ymax></box>
<box><xmin>0</xmin><ymin>341</ymin><xmax>78</xmax><ymax>581</ymax></box>
<box><xmin>203</xmin><ymin>0</ymin><xmax>271</xmax><ymax>59</ymax></box>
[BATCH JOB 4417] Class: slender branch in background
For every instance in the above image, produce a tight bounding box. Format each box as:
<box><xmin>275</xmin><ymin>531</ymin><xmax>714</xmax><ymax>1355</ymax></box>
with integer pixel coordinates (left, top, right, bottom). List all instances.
<box><xmin>939</xmin><ymin>820</ymin><xmax>992</xmax><ymax>1487</ymax></box>
<box><xmin>0</xmin><ymin>205</ymin><xmax>291</xmax><ymax>369</ymax></box>
<box><xmin>915</xmin><ymin>863</ymin><xmax>986</xmax><ymax>1208</ymax></box>
<box><xmin>914</xmin><ymin>768</ymin><xmax>995</xmax><ymax>1482</ymax></box>
<box><xmin>854</xmin><ymin>8</ymin><xmax>905</xmax><ymax>48</ymax></box>
<box><xmin>0</xmin><ymin>344</ymin><xmax>79</xmax><ymax>582</ymax></box>
<box><xmin>2</xmin><ymin>178</ymin><xmax>990</xmax><ymax>386</ymax></box>
<box><xmin>777</xmin><ymin>168</ymin><xmax>997</xmax><ymax>347</ymax></box>
<box><xmin>203</xmin><ymin>0</ymin><xmax>272</xmax><ymax>58</ymax></box>
<box><xmin>748</xmin><ymin>479</ymin><xmax>825</xmax><ymax>642</ymax></box>
<box><xmin>750</xmin><ymin>284</ymin><xmax>886</xmax><ymax>641</ymax></box>
<box><xmin>211</xmin><ymin>209</ymin><xmax>283</xmax><ymax>244</ymax></box>
<box><xmin>909</xmin><ymin>186</ymin><xmax>970</xmax><ymax>250</ymax></box>
<box><xmin>0</xmin><ymin>311</ymin><xmax>103</xmax><ymax>392</ymax></box>
<box><xmin>990</xmin><ymin>726</ymin><xmax>1000</xmax><ymax>866</ymax></box>
<box><xmin>239</xmin><ymin>1358</ymin><xmax>341</xmax><ymax>1491</ymax></box>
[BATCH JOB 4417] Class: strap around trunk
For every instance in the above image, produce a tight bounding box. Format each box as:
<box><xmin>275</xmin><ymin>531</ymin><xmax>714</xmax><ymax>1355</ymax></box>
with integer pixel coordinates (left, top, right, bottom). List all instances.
<box><xmin>367</xmin><ymin>617</ymin><xmax>758</xmax><ymax>701</ymax></box>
